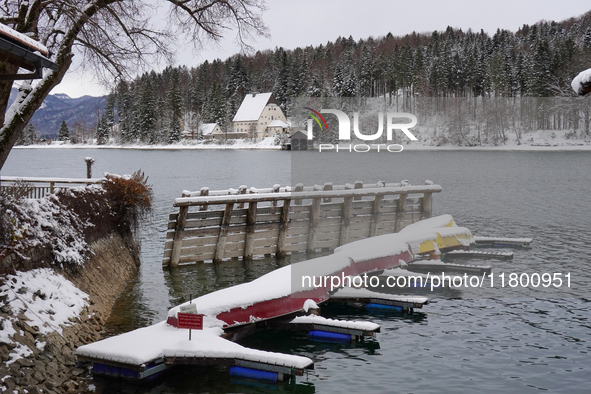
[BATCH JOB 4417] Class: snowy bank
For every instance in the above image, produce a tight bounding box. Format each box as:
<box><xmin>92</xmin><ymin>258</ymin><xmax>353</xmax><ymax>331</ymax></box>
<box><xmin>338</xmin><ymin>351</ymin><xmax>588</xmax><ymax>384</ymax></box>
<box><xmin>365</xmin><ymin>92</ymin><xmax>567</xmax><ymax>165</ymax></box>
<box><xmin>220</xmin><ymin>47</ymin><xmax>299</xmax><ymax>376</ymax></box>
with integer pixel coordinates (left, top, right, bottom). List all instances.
<box><xmin>14</xmin><ymin>137</ymin><xmax>282</xmax><ymax>150</ymax></box>
<box><xmin>1</xmin><ymin>188</ymin><xmax>95</xmax><ymax>267</ymax></box>
<box><xmin>0</xmin><ymin>233</ymin><xmax>140</xmax><ymax>393</ymax></box>
<box><xmin>0</xmin><ymin>269</ymin><xmax>88</xmax><ymax>365</ymax></box>
<box><xmin>14</xmin><ymin>131</ymin><xmax>591</xmax><ymax>151</ymax></box>
<box><xmin>0</xmin><ymin>181</ymin><xmax>146</xmax><ymax>392</ymax></box>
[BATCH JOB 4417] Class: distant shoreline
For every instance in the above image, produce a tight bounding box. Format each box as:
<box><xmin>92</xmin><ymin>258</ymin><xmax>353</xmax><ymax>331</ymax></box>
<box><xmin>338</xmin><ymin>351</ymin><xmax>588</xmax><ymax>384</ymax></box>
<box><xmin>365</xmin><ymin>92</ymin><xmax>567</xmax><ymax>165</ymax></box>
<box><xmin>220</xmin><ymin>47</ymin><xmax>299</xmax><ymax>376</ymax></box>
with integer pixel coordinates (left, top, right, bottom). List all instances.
<box><xmin>13</xmin><ymin>142</ymin><xmax>591</xmax><ymax>151</ymax></box>
<box><xmin>14</xmin><ymin>144</ymin><xmax>282</xmax><ymax>150</ymax></box>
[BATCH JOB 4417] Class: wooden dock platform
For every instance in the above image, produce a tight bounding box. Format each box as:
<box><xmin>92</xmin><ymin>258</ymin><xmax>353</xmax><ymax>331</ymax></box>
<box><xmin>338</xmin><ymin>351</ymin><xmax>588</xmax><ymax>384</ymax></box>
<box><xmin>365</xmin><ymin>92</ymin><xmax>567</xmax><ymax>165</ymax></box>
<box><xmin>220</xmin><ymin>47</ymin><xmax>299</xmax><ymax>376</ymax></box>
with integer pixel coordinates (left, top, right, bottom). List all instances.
<box><xmin>329</xmin><ymin>287</ymin><xmax>429</xmax><ymax>312</ymax></box>
<box><xmin>443</xmin><ymin>250</ymin><xmax>514</xmax><ymax>260</ymax></box>
<box><xmin>473</xmin><ymin>236</ymin><xmax>532</xmax><ymax>248</ymax></box>
<box><xmin>257</xmin><ymin>314</ymin><xmax>381</xmax><ymax>341</ymax></box>
<box><xmin>78</xmin><ymin>213</ymin><xmax>495</xmax><ymax>384</ymax></box>
<box><xmin>408</xmin><ymin>260</ymin><xmax>492</xmax><ymax>275</ymax></box>
<box><xmin>76</xmin><ymin>311</ymin><xmax>389</xmax><ymax>381</ymax></box>
<box><xmin>76</xmin><ymin>321</ymin><xmax>315</xmax><ymax>381</ymax></box>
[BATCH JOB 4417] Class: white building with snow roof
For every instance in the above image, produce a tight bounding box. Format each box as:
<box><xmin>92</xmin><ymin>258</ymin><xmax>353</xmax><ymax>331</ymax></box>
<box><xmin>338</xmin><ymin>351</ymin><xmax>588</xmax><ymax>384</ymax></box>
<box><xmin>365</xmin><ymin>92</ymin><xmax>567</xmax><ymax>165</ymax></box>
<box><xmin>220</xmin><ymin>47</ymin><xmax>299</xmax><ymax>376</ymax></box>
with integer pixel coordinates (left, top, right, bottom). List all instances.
<box><xmin>232</xmin><ymin>92</ymin><xmax>288</xmax><ymax>138</ymax></box>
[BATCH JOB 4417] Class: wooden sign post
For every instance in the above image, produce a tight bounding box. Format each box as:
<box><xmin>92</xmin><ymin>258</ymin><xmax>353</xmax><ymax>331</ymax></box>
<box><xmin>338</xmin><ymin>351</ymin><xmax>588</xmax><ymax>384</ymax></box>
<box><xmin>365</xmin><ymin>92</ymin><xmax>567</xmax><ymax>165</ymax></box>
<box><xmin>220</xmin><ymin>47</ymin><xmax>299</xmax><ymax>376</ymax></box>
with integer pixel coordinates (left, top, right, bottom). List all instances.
<box><xmin>178</xmin><ymin>294</ymin><xmax>203</xmax><ymax>340</ymax></box>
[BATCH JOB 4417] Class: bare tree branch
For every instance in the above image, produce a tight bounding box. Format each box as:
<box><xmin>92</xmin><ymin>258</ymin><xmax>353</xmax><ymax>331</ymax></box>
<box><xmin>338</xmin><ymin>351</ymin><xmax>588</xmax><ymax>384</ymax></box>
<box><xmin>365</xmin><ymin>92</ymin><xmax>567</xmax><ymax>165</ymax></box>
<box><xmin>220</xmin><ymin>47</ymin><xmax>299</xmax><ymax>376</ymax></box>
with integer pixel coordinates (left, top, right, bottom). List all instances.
<box><xmin>0</xmin><ymin>0</ymin><xmax>269</xmax><ymax>169</ymax></box>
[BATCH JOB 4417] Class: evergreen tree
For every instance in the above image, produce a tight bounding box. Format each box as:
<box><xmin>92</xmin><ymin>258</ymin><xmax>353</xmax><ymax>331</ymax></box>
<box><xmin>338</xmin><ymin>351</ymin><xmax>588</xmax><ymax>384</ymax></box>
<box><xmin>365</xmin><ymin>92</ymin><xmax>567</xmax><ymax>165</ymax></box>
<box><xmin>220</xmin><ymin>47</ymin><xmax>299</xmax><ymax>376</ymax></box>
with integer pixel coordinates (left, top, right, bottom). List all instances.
<box><xmin>116</xmin><ymin>80</ymin><xmax>135</xmax><ymax>143</ymax></box>
<box><xmin>526</xmin><ymin>39</ymin><xmax>553</xmax><ymax>96</ymax></box>
<box><xmin>359</xmin><ymin>44</ymin><xmax>376</xmax><ymax>96</ymax></box>
<box><xmin>333</xmin><ymin>63</ymin><xmax>345</xmax><ymax>96</ymax></box>
<box><xmin>289</xmin><ymin>48</ymin><xmax>308</xmax><ymax>97</ymax></box>
<box><xmin>202</xmin><ymin>82</ymin><xmax>226</xmax><ymax>125</ymax></box>
<box><xmin>225</xmin><ymin>56</ymin><xmax>250</xmax><ymax>100</ymax></box>
<box><xmin>27</xmin><ymin>124</ymin><xmax>37</xmax><ymax>145</ymax></box>
<box><xmin>308</xmin><ymin>74</ymin><xmax>324</xmax><ymax>97</ymax></box>
<box><xmin>58</xmin><ymin>120</ymin><xmax>70</xmax><ymax>141</ymax></box>
<box><xmin>138</xmin><ymin>78</ymin><xmax>157</xmax><ymax>143</ymax></box>
<box><xmin>584</xmin><ymin>27</ymin><xmax>591</xmax><ymax>48</ymax></box>
<box><xmin>168</xmin><ymin>81</ymin><xmax>183</xmax><ymax>143</ymax></box>
<box><xmin>273</xmin><ymin>48</ymin><xmax>291</xmax><ymax>110</ymax></box>
<box><xmin>95</xmin><ymin>117</ymin><xmax>105</xmax><ymax>144</ymax></box>
<box><xmin>153</xmin><ymin>96</ymin><xmax>167</xmax><ymax>143</ymax></box>
<box><xmin>168</xmin><ymin>116</ymin><xmax>181</xmax><ymax>143</ymax></box>
<box><xmin>97</xmin><ymin>94</ymin><xmax>115</xmax><ymax>144</ymax></box>
<box><xmin>341</xmin><ymin>68</ymin><xmax>358</xmax><ymax>97</ymax></box>
<box><xmin>15</xmin><ymin>124</ymin><xmax>36</xmax><ymax>145</ymax></box>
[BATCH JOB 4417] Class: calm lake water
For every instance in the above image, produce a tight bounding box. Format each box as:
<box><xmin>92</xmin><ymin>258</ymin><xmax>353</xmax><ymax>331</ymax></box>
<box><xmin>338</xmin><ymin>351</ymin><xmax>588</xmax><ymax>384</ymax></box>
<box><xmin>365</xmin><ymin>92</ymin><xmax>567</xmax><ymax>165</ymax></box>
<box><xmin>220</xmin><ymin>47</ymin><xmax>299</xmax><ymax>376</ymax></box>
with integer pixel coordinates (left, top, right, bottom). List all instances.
<box><xmin>2</xmin><ymin>148</ymin><xmax>591</xmax><ymax>393</ymax></box>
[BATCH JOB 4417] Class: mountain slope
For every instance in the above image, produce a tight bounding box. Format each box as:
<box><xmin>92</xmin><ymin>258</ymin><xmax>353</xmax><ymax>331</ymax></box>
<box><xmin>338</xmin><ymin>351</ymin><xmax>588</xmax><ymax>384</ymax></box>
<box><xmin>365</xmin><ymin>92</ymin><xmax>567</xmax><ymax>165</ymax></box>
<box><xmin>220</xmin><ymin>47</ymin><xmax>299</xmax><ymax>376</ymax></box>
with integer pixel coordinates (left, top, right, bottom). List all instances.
<box><xmin>8</xmin><ymin>88</ymin><xmax>105</xmax><ymax>138</ymax></box>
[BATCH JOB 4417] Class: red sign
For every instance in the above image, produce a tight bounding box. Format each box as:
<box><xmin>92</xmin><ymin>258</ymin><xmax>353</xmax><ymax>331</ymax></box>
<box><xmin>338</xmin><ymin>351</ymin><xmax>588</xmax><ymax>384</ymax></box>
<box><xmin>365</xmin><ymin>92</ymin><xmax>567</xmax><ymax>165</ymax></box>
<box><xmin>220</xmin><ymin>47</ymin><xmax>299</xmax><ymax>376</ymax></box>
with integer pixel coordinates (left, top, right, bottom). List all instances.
<box><xmin>177</xmin><ymin>313</ymin><xmax>203</xmax><ymax>330</ymax></box>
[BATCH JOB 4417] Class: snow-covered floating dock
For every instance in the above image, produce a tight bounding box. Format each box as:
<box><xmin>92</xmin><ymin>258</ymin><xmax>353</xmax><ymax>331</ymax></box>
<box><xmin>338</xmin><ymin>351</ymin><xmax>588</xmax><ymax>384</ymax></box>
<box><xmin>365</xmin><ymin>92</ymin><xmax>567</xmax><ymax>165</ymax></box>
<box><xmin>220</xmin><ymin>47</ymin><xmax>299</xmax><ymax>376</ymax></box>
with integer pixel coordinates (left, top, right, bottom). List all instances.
<box><xmin>444</xmin><ymin>249</ymin><xmax>514</xmax><ymax>260</ymax></box>
<box><xmin>76</xmin><ymin>214</ymin><xmax>475</xmax><ymax>382</ymax></box>
<box><xmin>473</xmin><ymin>236</ymin><xmax>532</xmax><ymax>248</ymax></box>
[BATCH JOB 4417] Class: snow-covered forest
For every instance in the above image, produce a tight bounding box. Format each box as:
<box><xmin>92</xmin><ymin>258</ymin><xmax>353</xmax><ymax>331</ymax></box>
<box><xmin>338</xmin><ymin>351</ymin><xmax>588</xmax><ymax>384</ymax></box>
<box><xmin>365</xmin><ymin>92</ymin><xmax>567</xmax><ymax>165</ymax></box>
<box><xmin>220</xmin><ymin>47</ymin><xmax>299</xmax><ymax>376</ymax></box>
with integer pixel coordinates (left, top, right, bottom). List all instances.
<box><xmin>34</xmin><ymin>11</ymin><xmax>591</xmax><ymax>145</ymax></box>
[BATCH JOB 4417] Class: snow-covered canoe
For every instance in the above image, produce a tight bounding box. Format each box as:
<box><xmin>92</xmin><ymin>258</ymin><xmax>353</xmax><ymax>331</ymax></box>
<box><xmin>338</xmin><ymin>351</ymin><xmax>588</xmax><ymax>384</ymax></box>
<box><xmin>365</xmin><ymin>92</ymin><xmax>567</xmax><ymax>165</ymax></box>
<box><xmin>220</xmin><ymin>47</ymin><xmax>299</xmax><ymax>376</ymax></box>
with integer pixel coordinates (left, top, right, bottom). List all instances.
<box><xmin>166</xmin><ymin>214</ymin><xmax>473</xmax><ymax>329</ymax></box>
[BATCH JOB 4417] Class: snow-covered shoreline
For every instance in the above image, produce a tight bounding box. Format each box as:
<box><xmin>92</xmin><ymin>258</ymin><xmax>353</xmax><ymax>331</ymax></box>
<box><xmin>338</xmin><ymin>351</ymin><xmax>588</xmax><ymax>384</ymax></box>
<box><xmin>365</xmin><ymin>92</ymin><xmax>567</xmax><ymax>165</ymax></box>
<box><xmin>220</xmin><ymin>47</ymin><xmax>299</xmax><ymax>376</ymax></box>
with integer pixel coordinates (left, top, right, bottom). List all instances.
<box><xmin>400</xmin><ymin>143</ymin><xmax>591</xmax><ymax>151</ymax></box>
<box><xmin>13</xmin><ymin>142</ymin><xmax>591</xmax><ymax>151</ymax></box>
<box><xmin>13</xmin><ymin>132</ymin><xmax>591</xmax><ymax>151</ymax></box>
<box><xmin>0</xmin><ymin>234</ymin><xmax>140</xmax><ymax>393</ymax></box>
<box><xmin>14</xmin><ymin>137</ymin><xmax>283</xmax><ymax>151</ymax></box>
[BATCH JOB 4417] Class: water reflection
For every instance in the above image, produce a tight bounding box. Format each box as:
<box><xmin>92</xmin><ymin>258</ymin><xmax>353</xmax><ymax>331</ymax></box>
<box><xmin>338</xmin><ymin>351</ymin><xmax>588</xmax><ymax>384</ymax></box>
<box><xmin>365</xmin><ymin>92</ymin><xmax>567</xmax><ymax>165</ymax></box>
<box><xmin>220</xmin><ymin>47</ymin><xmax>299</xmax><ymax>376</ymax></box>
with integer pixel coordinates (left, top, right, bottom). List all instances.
<box><xmin>161</xmin><ymin>255</ymin><xmax>287</xmax><ymax>305</ymax></box>
<box><xmin>102</xmin><ymin>276</ymin><xmax>159</xmax><ymax>338</ymax></box>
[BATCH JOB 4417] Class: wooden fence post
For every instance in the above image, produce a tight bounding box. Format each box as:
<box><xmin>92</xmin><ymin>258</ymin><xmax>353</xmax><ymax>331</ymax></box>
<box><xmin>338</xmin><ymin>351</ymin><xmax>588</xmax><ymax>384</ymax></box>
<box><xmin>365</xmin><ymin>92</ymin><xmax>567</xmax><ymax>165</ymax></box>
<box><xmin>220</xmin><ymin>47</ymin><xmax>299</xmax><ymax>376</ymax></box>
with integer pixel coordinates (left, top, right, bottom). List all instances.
<box><xmin>422</xmin><ymin>192</ymin><xmax>433</xmax><ymax>218</ymax></box>
<box><xmin>339</xmin><ymin>196</ymin><xmax>352</xmax><ymax>246</ymax></box>
<box><xmin>307</xmin><ymin>197</ymin><xmax>321</xmax><ymax>254</ymax></box>
<box><xmin>354</xmin><ymin>181</ymin><xmax>363</xmax><ymax>201</ymax></box>
<box><xmin>395</xmin><ymin>193</ymin><xmax>407</xmax><ymax>232</ymax></box>
<box><xmin>369</xmin><ymin>194</ymin><xmax>383</xmax><ymax>237</ymax></box>
<box><xmin>170</xmin><ymin>206</ymin><xmax>189</xmax><ymax>267</ymax></box>
<box><xmin>244</xmin><ymin>201</ymin><xmax>257</xmax><ymax>260</ymax></box>
<box><xmin>199</xmin><ymin>187</ymin><xmax>209</xmax><ymax>211</ymax></box>
<box><xmin>272</xmin><ymin>184</ymin><xmax>280</xmax><ymax>207</ymax></box>
<box><xmin>214</xmin><ymin>202</ymin><xmax>234</xmax><ymax>263</ymax></box>
<box><xmin>294</xmin><ymin>183</ymin><xmax>303</xmax><ymax>205</ymax></box>
<box><xmin>238</xmin><ymin>185</ymin><xmax>247</xmax><ymax>209</ymax></box>
<box><xmin>276</xmin><ymin>199</ymin><xmax>291</xmax><ymax>257</ymax></box>
<box><xmin>323</xmin><ymin>182</ymin><xmax>333</xmax><ymax>202</ymax></box>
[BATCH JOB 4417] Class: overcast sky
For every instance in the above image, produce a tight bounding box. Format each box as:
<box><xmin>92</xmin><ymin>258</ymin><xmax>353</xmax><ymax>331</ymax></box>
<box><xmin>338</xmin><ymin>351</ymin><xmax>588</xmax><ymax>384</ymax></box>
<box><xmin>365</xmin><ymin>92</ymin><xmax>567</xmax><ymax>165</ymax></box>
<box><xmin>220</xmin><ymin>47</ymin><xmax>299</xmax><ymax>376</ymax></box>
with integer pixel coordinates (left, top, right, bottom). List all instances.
<box><xmin>51</xmin><ymin>0</ymin><xmax>591</xmax><ymax>98</ymax></box>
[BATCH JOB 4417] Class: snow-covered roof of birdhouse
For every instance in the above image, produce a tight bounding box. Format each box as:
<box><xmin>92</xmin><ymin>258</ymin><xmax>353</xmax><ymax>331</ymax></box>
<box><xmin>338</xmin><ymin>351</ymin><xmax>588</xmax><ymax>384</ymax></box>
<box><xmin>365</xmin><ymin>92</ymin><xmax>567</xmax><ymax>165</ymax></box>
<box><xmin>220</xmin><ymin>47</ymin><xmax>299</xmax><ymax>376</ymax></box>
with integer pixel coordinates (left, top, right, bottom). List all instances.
<box><xmin>232</xmin><ymin>92</ymin><xmax>276</xmax><ymax>122</ymax></box>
